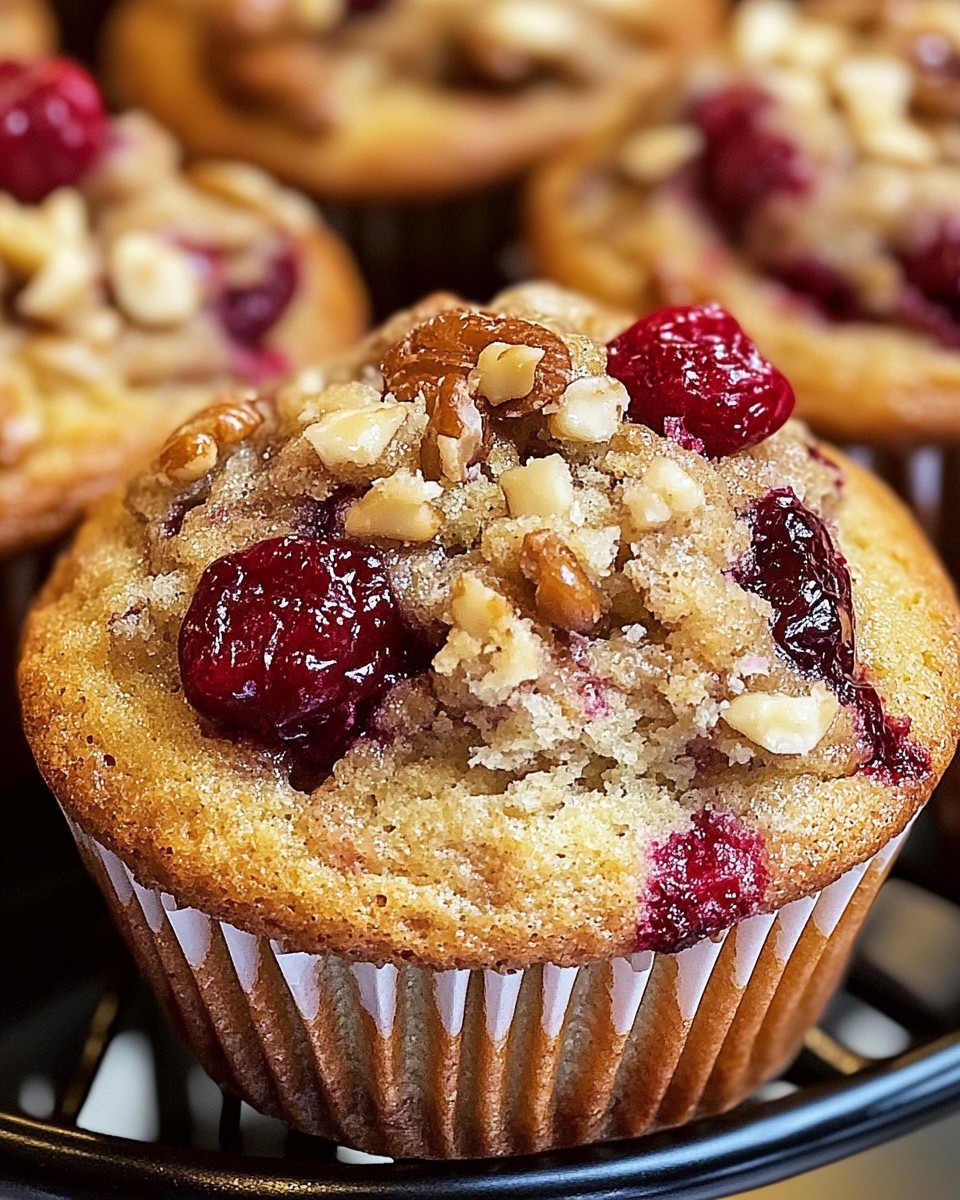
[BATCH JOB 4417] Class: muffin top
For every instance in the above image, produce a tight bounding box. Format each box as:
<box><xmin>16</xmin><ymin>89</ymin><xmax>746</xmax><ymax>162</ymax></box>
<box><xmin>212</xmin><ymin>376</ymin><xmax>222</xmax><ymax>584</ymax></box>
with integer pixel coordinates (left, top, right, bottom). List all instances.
<box><xmin>105</xmin><ymin>0</ymin><xmax>722</xmax><ymax>199</ymax></box>
<box><xmin>0</xmin><ymin>58</ymin><xmax>367</xmax><ymax>552</ymax></box>
<box><xmin>0</xmin><ymin>0</ymin><xmax>56</xmax><ymax>57</ymax></box>
<box><xmin>529</xmin><ymin>0</ymin><xmax>960</xmax><ymax>439</ymax></box>
<box><xmin>21</xmin><ymin>283</ymin><xmax>960</xmax><ymax>970</ymax></box>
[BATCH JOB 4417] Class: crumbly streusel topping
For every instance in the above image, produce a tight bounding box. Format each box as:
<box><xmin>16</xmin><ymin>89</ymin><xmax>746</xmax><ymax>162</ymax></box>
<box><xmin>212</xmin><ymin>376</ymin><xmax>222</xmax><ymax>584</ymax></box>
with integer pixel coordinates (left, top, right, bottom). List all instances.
<box><xmin>116</xmin><ymin>282</ymin><xmax>898</xmax><ymax>833</ymax></box>
<box><xmin>208</xmin><ymin>0</ymin><xmax>683</xmax><ymax>132</ymax></box>
<box><xmin>0</xmin><ymin>109</ymin><xmax>313</xmax><ymax>467</ymax></box>
<box><xmin>592</xmin><ymin>0</ymin><xmax>960</xmax><ymax>345</ymax></box>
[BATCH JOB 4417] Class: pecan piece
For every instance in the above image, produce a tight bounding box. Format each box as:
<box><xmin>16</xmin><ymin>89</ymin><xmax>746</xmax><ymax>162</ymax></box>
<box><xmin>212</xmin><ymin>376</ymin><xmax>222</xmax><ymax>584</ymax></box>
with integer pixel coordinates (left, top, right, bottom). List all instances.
<box><xmin>158</xmin><ymin>399</ymin><xmax>264</xmax><ymax>485</ymax></box>
<box><xmin>520</xmin><ymin>530</ymin><xmax>602</xmax><ymax>634</ymax></box>
<box><xmin>420</xmin><ymin>375</ymin><xmax>487</xmax><ymax>483</ymax></box>
<box><xmin>382</xmin><ymin>308</ymin><xmax>572</xmax><ymax>421</ymax></box>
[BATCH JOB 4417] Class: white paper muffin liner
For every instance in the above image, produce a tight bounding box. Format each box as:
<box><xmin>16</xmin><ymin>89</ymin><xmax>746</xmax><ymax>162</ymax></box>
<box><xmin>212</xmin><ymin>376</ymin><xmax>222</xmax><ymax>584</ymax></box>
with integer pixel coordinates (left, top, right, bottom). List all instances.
<box><xmin>66</xmin><ymin>818</ymin><xmax>907</xmax><ymax>1158</ymax></box>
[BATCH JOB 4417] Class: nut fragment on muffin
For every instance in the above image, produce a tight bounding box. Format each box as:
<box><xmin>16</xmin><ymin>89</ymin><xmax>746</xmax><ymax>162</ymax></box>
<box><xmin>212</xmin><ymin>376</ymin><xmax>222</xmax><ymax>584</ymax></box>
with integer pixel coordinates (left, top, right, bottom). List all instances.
<box><xmin>20</xmin><ymin>283</ymin><xmax>960</xmax><ymax>1156</ymax></box>
<box><xmin>0</xmin><ymin>57</ymin><xmax>367</xmax><ymax>553</ymax></box>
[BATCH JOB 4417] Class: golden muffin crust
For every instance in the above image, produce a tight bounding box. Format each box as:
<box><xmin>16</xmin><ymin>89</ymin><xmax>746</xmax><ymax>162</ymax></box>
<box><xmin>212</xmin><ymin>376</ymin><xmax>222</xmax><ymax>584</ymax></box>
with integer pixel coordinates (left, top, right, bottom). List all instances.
<box><xmin>104</xmin><ymin>0</ymin><xmax>723</xmax><ymax>201</ymax></box>
<box><xmin>0</xmin><ymin>109</ymin><xmax>367</xmax><ymax>554</ymax></box>
<box><xmin>21</xmin><ymin>284</ymin><xmax>960</xmax><ymax>970</ymax></box>
<box><xmin>0</xmin><ymin>0</ymin><xmax>56</xmax><ymax>57</ymax></box>
<box><xmin>529</xmin><ymin>0</ymin><xmax>960</xmax><ymax>443</ymax></box>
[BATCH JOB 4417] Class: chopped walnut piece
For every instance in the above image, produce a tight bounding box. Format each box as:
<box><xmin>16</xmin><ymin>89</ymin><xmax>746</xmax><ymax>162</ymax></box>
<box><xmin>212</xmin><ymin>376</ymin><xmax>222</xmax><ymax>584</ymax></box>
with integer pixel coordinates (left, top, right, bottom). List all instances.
<box><xmin>723</xmin><ymin>687</ymin><xmax>839</xmax><ymax>755</ymax></box>
<box><xmin>303</xmin><ymin>400</ymin><xmax>410</xmax><ymax>469</ymax></box>
<box><xmin>382</xmin><ymin>307</ymin><xmax>572</xmax><ymax>421</ymax></box>
<box><xmin>520</xmin><ymin>529</ymin><xmax>602</xmax><ymax>633</ymax></box>
<box><xmin>472</xmin><ymin>341</ymin><xmax>546</xmax><ymax>406</ymax></box>
<box><xmin>344</xmin><ymin>470</ymin><xmax>442</xmax><ymax>542</ymax></box>
<box><xmin>420</xmin><ymin>375</ymin><xmax>487</xmax><ymax>483</ymax></box>
<box><xmin>548</xmin><ymin>374</ymin><xmax>628</xmax><ymax>443</ymax></box>
<box><xmin>109</xmin><ymin>232</ymin><xmax>203</xmax><ymax>328</ymax></box>
<box><xmin>500</xmin><ymin>454</ymin><xmax>574</xmax><ymax>518</ymax></box>
<box><xmin>158</xmin><ymin>399</ymin><xmax>264</xmax><ymax>485</ymax></box>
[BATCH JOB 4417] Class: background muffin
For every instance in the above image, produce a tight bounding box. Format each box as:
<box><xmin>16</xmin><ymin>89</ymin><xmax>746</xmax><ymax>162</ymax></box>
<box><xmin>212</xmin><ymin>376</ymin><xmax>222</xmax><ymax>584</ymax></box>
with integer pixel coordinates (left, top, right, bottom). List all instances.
<box><xmin>0</xmin><ymin>57</ymin><xmax>367</xmax><ymax>554</ymax></box>
<box><xmin>103</xmin><ymin>0</ymin><xmax>724</xmax><ymax>313</ymax></box>
<box><xmin>0</xmin><ymin>0</ymin><xmax>56</xmax><ymax>57</ymax></box>
<box><xmin>21</xmin><ymin>284</ymin><xmax>960</xmax><ymax>1157</ymax></box>
<box><xmin>529</xmin><ymin>0</ymin><xmax>960</xmax><ymax>444</ymax></box>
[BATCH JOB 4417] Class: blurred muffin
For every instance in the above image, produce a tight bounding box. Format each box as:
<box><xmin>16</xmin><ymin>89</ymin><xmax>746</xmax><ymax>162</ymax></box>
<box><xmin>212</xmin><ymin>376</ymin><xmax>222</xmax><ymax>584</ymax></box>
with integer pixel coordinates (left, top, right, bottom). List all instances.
<box><xmin>20</xmin><ymin>283</ymin><xmax>960</xmax><ymax>1157</ymax></box>
<box><xmin>530</xmin><ymin>0</ymin><xmax>960</xmax><ymax>447</ymax></box>
<box><xmin>0</xmin><ymin>57</ymin><xmax>367</xmax><ymax>554</ymax></box>
<box><xmin>104</xmin><ymin>0</ymin><xmax>724</xmax><ymax>312</ymax></box>
<box><xmin>0</xmin><ymin>0</ymin><xmax>56</xmax><ymax>57</ymax></box>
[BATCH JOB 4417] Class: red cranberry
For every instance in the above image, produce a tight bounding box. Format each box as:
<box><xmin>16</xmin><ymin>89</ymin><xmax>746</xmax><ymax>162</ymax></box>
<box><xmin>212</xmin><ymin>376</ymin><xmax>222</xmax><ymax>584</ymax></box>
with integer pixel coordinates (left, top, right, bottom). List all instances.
<box><xmin>768</xmin><ymin>257</ymin><xmax>865</xmax><ymax>322</ymax></box>
<box><xmin>894</xmin><ymin>221</ymin><xmax>960</xmax><ymax>347</ymax></box>
<box><xmin>607</xmin><ymin>304</ymin><xmax>795</xmax><ymax>458</ymax></box>
<box><xmin>734</xmin><ymin>489</ymin><xmax>929</xmax><ymax>785</ymax></box>
<box><xmin>0</xmin><ymin>58</ymin><xmax>108</xmax><ymax>203</ymax></box>
<box><xmin>734</xmin><ymin>489</ymin><xmax>855</xmax><ymax>687</ymax></box>
<box><xmin>178</xmin><ymin>536</ymin><xmax>425</xmax><ymax>780</ymax></box>
<box><xmin>693</xmin><ymin>84</ymin><xmax>810</xmax><ymax>235</ymax></box>
<box><xmin>636</xmin><ymin>809</ymin><xmax>767</xmax><ymax>953</ymax></box>
<box><xmin>216</xmin><ymin>247</ymin><xmax>299</xmax><ymax>348</ymax></box>
<box><xmin>346</xmin><ymin>0</ymin><xmax>388</xmax><ymax>11</ymax></box>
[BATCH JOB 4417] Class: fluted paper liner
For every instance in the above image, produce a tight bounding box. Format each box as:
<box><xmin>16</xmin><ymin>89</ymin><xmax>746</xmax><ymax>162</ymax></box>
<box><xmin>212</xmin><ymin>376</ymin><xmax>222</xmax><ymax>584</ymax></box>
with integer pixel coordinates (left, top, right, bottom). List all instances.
<box><xmin>68</xmin><ymin>820</ymin><xmax>905</xmax><ymax>1158</ymax></box>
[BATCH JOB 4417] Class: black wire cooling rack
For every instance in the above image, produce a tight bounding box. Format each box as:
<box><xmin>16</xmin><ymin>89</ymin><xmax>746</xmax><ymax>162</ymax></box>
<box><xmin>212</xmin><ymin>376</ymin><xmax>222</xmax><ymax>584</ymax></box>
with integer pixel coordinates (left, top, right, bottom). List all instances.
<box><xmin>4</xmin><ymin>772</ymin><xmax>960</xmax><ymax>1200</ymax></box>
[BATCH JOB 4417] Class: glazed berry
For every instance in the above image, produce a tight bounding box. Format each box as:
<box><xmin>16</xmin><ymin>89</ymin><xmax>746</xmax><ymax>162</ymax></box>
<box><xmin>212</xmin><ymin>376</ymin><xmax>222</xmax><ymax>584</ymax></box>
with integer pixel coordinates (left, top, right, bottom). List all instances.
<box><xmin>735</xmin><ymin>489</ymin><xmax>929</xmax><ymax>784</ymax></box>
<box><xmin>607</xmin><ymin>304</ymin><xmax>796</xmax><ymax>458</ymax></box>
<box><xmin>637</xmin><ymin>809</ymin><xmax>767</xmax><ymax>953</ymax></box>
<box><xmin>179</xmin><ymin>536</ymin><xmax>423</xmax><ymax>778</ymax></box>
<box><xmin>693</xmin><ymin>84</ymin><xmax>809</xmax><ymax>234</ymax></box>
<box><xmin>734</xmin><ymin>489</ymin><xmax>855</xmax><ymax>688</ymax></box>
<box><xmin>0</xmin><ymin>59</ymin><xmax>108</xmax><ymax>203</ymax></box>
<box><xmin>216</xmin><ymin>248</ymin><xmax>299</xmax><ymax>348</ymax></box>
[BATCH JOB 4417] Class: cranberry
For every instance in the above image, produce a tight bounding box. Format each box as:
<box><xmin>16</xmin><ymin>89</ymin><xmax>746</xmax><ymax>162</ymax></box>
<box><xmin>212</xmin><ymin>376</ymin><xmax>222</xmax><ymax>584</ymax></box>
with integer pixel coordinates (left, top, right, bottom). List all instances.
<box><xmin>178</xmin><ymin>536</ymin><xmax>425</xmax><ymax>781</ymax></box>
<box><xmin>636</xmin><ymin>809</ymin><xmax>767</xmax><ymax>953</ymax></box>
<box><xmin>734</xmin><ymin>489</ymin><xmax>855</xmax><ymax>687</ymax></box>
<box><xmin>607</xmin><ymin>304</ymin><xmax>795</xmax><ymax>458</ymax></box>
<box><xmin>893</xmin><ymin>221</ymin><xmax>960</xmax><ymax>347</ymax></box>
<box><xmin>693</xmin><ymin>84</ymin><xmax>810</xmax><ymax>235</ymax></box>
<box><xmin>0</xmin><ymin>58</ymin><xmax>108</xmax><ymax>203</ymax></box>
<box><xmin>768</xmin><ymin>257</ymin><xmax>864</xmax><ymax>322</ymax></box>
<box><xmin>216</xmin><ymin>247</ymin><xmax>299</xmax><ymax>348</ymax></box>
<box><xmin>734</xmin><ymin>489</ymin><xmax>929</xmax><ymax>784</ymax></box>
<box><xmin>895</xmin><ymin>286</ymin><xmax>960</xmax><ymax>350</ymax></box>
<box><xmin>346</xmin><ymin>0</ymin><xmax>388</xmax><ymax>11</ymax></box>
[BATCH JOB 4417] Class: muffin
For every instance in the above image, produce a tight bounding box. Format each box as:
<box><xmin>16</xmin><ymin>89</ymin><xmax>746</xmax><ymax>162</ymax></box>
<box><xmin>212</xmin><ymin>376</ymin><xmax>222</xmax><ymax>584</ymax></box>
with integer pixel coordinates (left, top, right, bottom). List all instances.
<box><xmin>0</xmin><ymin>57</ymin><xmax>367</xmax><ymax>556</ymax></box>
<box><xmin>20</xmin><ymin>284</ymin><xmax>960</xmax><ymax>1158</ymax></box>
<box><xmin>1</xmin><ymin>0</ymin><xmax>56</xmax><ymax>57</ymax></box>
<box><xmin>529</xmin><ymin>0</ymin><xmax>960</xmax><ymax>518</ymax></box>
<box><xmin>103</xmin><ymin>0</ymin><xmax>724</xmax><ymax>314</ymax></box>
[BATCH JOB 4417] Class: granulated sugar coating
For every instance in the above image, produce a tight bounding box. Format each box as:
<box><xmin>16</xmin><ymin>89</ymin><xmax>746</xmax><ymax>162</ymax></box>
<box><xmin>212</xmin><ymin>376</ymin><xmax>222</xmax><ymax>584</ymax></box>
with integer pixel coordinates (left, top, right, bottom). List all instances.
<box><xmin>20</xmin><ymin>283</ymin><xmax>960</xmax><ymax>971</ymax></box>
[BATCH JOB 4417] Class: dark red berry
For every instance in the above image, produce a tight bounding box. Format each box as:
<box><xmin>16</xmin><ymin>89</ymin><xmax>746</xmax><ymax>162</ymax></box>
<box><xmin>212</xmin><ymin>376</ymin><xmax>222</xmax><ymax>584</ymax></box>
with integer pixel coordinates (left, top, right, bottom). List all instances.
<box><xmin>734</xmin><ymin>488</ymin><xmax>855</xmax><ymax>687</ymax></box>
<box><xmin>693</xmin><ymin>84</ymin><xmax>810</xmax><ymax>234</ymax></box>
<box><xmin>346</xmin><ymin>0</ymin><xmax>389</xmax><ymax>11</ymax></box>
<box><xmin>734</xmin><ymin>489</ymin><xmax>929</xmax><ymax>784</ymax></box>
<box><xmin>768</xmin><ymin>257</ymin><xmax>865</xmax><ymax>322</ymax></box>
<box><xmin>636</xmin><ymin>809</ymin><xmax>767</xmax><ymax>953</ymax></box>
<box><xmin>0</xmin><ymin>58</ymin><xmax>108</xmax><ymax>202</ymax></box>
<box><xmin>178</xmin><ymin>536</ymin><xmax>425</xmax><ymax>779</ymax></box>
<box><xmin>894</xmin><ymin>221</ymin><xmax>960</xmax><ymax>347</ymax></box>
<box><xmin>607</xmin><ymin>303</ymin><xmax>795</xmax><ymax>458</ymax></box>
<box><xmin>216</xmin><ymin>247</ymin><xmax>299</xmax><ymax>348</ymax></box>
